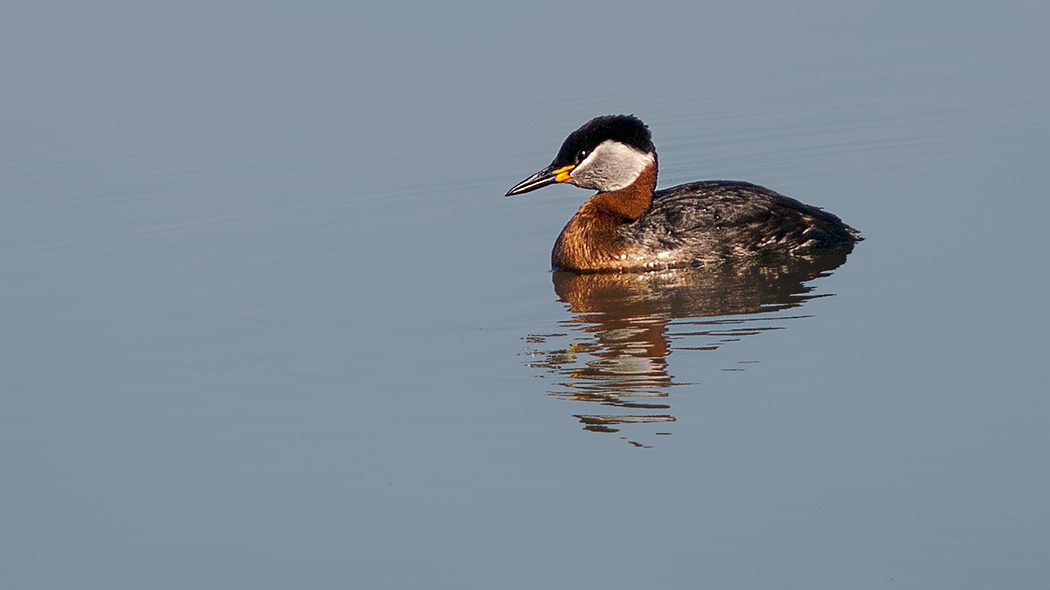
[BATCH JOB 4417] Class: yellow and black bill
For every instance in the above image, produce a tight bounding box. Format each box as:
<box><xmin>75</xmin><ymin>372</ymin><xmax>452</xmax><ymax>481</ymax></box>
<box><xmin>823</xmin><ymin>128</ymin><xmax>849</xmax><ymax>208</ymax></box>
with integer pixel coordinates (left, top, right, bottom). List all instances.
<box><xmin>505</xmin><ymin>164</ymin><xmax>575</xmax><ymax>196</ymax></box>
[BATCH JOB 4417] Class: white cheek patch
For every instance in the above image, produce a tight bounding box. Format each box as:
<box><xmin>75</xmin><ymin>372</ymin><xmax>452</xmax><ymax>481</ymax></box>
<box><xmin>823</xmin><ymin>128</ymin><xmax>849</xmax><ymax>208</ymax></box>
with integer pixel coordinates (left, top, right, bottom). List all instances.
<box><xmin>570</xmin><ymin>140</ymin><xmax>653</xmax><ymax>192</ymax></box>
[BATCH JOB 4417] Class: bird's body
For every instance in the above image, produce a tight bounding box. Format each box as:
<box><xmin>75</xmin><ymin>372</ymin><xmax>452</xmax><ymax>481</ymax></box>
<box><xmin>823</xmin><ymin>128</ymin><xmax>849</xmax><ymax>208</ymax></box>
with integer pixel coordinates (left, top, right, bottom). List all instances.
<box><xmin>506</xmin><ymin>115</ymin><xmax>860</xmax><ymax>273</ymax></box>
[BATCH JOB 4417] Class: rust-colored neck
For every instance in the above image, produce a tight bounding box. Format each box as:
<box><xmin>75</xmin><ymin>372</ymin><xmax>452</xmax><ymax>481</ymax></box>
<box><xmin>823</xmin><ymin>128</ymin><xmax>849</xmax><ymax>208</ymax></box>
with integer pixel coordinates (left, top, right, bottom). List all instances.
<box><xmin>587</xmin><ymin>161</ymin><xmax>658</xmax><ymax>221</ymax></box>
<box><xmin>552</xmin><ymin>162</ymin><xmax>658</xmax><ymax>272</ymax></box>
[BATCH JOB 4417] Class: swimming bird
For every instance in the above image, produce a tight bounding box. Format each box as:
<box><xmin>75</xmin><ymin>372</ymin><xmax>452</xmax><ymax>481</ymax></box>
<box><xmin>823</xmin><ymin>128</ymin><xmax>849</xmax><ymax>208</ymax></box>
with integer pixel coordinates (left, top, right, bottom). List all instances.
<box><xmin>506</xmin><ymin>115</ymin><xmax>860</xmax><ymax>273</ymax></box>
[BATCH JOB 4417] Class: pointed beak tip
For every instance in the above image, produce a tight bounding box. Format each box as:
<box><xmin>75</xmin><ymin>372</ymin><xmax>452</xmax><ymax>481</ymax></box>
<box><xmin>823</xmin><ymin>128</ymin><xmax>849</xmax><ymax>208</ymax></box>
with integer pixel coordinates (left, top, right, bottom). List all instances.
<box><xmin>505</xmin><ymin>166</ymin><xmax>562</xmax><ymax>197</ymax></box>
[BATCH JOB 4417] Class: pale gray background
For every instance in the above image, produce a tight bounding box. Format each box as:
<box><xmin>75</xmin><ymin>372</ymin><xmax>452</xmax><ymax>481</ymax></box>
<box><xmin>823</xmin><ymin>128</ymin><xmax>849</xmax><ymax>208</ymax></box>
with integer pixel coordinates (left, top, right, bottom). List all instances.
<box><xmin>2</xmin><ymin>1</ymin><xmax>1048</xmax><ymax>588</ymax></box>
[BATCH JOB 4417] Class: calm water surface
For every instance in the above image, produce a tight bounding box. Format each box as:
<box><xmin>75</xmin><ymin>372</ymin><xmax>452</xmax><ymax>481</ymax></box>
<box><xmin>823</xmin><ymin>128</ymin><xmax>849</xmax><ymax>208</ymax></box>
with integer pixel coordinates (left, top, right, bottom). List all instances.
<box><xmin>2</xmin><ymin>1</ymin><xmax>1048</xmax><ymax>588</ymax></box>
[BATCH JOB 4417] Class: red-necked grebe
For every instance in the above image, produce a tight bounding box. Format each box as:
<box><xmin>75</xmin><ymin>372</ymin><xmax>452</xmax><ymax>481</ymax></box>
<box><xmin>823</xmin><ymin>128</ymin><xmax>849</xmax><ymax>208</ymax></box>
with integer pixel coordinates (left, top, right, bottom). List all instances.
<box><xmin>506</xmin><ymin>115</ymin><xmax>861</xmax><ymax>273</ymax></box>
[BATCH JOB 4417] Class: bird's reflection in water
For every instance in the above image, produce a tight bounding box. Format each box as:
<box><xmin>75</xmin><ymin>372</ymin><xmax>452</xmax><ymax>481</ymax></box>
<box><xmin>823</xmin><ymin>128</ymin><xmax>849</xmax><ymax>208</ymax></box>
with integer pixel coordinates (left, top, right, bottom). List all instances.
<box><xmin>521</xmin><ymin>252</ymin><xmax>853</xmax><ymax>441</ymax></box>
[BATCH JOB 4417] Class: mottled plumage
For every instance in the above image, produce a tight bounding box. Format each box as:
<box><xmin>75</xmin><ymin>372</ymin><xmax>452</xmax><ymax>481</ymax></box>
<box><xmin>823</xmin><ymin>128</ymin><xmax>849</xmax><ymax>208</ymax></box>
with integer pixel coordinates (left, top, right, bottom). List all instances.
<box><xmin>627</xmin><ymin>180</ymin><xmax>859</xmax><ymax>261</ymax></box>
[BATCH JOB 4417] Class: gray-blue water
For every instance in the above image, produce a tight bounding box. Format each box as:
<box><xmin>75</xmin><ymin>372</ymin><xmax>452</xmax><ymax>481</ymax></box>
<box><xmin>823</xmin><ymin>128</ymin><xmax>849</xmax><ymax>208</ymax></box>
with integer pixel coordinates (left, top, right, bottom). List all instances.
<box><xmin>3</xmin><ymin>1</ymin><xmax>1048</xmax><ymax>588</ymax></box>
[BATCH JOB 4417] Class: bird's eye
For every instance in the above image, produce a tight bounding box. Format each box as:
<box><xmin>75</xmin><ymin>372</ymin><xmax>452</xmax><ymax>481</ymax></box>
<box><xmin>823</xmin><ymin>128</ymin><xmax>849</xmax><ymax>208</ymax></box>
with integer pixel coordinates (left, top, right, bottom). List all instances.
<box><xmin>577</xmin><ymin>150</ymin><xmax>588</xmax><ymax>162</ymax></box>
